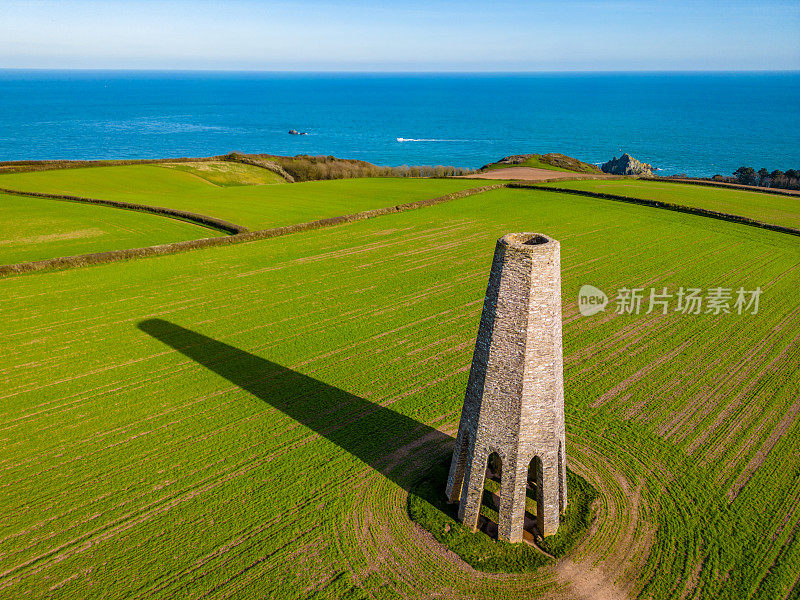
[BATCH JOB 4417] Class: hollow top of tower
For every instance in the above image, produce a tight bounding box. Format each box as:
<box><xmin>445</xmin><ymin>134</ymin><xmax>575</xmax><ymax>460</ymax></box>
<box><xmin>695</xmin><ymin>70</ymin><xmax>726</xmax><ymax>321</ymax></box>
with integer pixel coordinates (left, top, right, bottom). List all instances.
<box><xmin>499</xmin><ymin>232</ymin><xmax>556</xmax><ymax>251</ymax></box>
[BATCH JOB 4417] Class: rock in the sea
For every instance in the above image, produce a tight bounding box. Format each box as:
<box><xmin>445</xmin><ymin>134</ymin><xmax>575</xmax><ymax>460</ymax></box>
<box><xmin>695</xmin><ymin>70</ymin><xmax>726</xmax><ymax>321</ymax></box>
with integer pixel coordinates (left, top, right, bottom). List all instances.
<box><xmin>601</xmin><ymin>153</ymin><xmax>654</xmax><ymax>177</ymax></box>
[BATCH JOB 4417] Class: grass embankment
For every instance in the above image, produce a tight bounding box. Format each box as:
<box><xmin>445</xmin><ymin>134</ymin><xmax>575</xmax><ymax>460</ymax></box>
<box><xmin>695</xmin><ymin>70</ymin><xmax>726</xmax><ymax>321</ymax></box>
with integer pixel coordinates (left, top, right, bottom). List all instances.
<box><xmin>2</xmin><ymin>185</ymin><xmax>799</xmax><ymax>599</ymax></box>
<box><xmin>0</xmin><ymin>192</ymin><xmax>221</xmax><ymax>264</ymax></box>
<box><xmin>537</xmin><ymin>178</ymin><xmax>800</xmax><ymax>230</ymax></box>
<box><xmin>483</xmin><ymin>153</ymin><xmax>602</xmax><ymax>174</ymax></box>
<box><xmin>0</xmin><ymin>165</ymin><xmax>496</xmax><ymax>230</ymax></box>
<box><xmin>408</xmin><ymin>460</ymin><xmax>597</xmax><ymax>572</ymax></box>
<box><xmin>159</xmin><ymin>161</ymin><xmax>287</xmax><ymax>187</ymax></box>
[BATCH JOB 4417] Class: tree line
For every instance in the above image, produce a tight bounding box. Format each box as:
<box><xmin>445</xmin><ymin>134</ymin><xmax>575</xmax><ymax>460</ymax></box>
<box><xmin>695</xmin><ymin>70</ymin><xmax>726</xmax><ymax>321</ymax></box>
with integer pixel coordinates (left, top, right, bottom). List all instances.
<box><xmin>230</xmin><ymin>153</ymin><xmax>475</xmax><ymax>182</ymax></box>
<box><xmin>713</xmin><ymin>166</ymin><xmax>800</xmax><ymax>190</ymax></box>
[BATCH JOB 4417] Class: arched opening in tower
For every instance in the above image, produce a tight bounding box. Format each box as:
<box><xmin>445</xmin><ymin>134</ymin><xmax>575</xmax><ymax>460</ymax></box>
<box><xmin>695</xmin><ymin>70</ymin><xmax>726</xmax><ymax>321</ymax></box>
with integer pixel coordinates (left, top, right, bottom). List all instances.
<box><xmin>477</xmin><ymin>451</ymin><xmax>502</xmax><ymax>539</ymax></box>
<box><xmin>524</xmin><ymin>455</ymin><xmax>544</xmax><ymax>542</ymax></box>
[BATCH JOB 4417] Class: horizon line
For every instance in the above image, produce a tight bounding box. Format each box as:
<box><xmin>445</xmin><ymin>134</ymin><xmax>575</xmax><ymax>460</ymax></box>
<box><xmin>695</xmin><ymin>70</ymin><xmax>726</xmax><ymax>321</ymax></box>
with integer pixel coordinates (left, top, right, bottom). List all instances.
<box><xmin>1</xmin><ymin>67</ymin><xmax>799</xmax><ymax>74</ymax></box>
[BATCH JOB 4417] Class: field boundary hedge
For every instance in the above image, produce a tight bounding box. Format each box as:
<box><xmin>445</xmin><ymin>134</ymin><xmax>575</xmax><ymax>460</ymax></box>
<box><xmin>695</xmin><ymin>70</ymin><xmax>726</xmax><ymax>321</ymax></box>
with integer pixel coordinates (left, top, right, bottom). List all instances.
<box><xmin>0</xmin><ymin>187</ymin><xmax>248</xmax><ymax>235</ymax></box>
<box><xmin>510</xmin><ymin>183</ymin><xmax>800</xmax><ymax>237</ymax></box>
<box><xmin>651</xmin><ymin>177</ymin><xmax>800</xmax><ymax>197</ymax></box>
<box><xmin>0</xmin><ymin>184</ymin><xmax>505</xmax><ymax>277</ymax></box>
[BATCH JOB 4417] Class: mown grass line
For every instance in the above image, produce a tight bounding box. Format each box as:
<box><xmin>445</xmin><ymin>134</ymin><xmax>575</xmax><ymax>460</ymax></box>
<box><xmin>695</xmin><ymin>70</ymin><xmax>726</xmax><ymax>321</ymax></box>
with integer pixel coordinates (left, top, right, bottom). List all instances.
<box><xmin>0</xmin><ymin>186</ymin><xmax>248</xmax><ymax>235</ymax></box>
<box><xmin>509</xmin><ymin>183</ymin><xmax>800</xmax><ymax>237</ymax></box>
<box><xmin>0</xmin><ymin>184</ymin><xmax>506</xmax><ymax>277</ymax></box>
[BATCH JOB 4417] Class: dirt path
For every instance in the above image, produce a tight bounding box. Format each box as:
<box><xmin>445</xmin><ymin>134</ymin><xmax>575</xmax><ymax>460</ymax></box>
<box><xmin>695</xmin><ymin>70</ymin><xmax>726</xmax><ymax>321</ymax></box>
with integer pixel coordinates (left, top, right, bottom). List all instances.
<box><xmin>553</xmin><ymin>558</ymin><xmax>630</xmax><ymax>600</ymax></box>
<box><xmin>458</xmin><ymin>167</ymin><xmax>620</xmax><ymax>181</ymax></box>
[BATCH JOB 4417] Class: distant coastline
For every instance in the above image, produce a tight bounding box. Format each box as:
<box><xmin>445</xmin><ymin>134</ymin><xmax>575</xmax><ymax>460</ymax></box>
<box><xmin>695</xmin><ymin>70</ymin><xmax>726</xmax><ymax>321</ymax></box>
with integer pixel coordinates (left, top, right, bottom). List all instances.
<box><xmin>0</xmin><ymin>71</ymin><xmax>797</xmax><ymax>176</ymax></box>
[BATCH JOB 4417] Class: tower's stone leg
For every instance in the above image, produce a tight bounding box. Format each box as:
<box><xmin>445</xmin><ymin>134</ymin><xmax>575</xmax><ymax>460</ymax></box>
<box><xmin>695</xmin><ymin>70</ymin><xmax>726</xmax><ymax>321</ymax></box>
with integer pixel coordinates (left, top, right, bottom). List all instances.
<box><xmin>445</xmin><ymin>428</ymin><xmax>471</xmax><ymax>503</ymax></box>
<box><xmin>498</xmin><ymin>457</ymin><xmax>527</xmax><ymax>543</ymax></box>
<box><xmin>539</xmin><ymin>451</ymin><xmax>561</xmax><ymax>536</ymax></box>
<box><xmin>457</xmin><ymin>447</ymin><xmax>486</xmax><ymax>531</ymax></box>
<box><xmin>445</xmin><ymin>233</ymin><xmax>567</xmax><ymax>543</ymax></box>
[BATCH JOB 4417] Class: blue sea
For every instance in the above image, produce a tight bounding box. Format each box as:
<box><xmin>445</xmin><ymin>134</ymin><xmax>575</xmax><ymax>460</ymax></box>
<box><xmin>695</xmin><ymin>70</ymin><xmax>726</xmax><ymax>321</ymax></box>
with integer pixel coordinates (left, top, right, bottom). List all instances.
<box><xmin>0</xmin><ymin>70</ymin><xmax>798</xmax><ymax>176</ymax></box>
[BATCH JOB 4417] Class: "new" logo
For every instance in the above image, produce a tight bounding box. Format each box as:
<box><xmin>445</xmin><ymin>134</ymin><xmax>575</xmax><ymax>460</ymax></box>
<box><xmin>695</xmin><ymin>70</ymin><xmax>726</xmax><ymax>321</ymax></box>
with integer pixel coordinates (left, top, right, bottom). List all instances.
<box><xmin>578</xmin><ymin>285</ymin><xmax>608</xmax><ymax>316</ymax></box>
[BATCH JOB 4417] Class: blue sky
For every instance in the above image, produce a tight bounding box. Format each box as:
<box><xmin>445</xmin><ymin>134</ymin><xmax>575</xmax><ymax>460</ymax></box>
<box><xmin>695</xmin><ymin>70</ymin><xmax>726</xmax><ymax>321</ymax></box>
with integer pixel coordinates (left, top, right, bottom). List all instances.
<box><xmin>2</xmin><ymin>0</ymin><xmax>799</xmax><ymax>71</ymax></box>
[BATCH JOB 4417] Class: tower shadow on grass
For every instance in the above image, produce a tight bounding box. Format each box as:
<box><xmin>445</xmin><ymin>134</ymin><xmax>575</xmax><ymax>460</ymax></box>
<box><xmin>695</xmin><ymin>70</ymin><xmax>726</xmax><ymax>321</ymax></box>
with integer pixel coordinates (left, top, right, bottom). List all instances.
<box><xmin>137</xmin><ymin>318</ymin><xmax>454</xmax><ymax>493</ymax></box>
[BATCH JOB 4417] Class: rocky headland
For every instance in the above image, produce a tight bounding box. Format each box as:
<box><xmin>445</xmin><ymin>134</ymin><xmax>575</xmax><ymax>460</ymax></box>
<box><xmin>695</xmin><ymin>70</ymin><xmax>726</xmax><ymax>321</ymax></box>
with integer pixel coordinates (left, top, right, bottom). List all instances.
<box><xmin>601</xmin><ymin>153</ymin><xmax>654</xmax><ymax>177</ymax></box>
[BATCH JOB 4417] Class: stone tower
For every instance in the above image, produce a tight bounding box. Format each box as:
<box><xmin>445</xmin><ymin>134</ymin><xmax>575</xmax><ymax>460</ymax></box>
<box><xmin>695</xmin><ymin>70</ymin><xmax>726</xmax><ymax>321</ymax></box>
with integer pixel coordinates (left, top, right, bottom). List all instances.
<box><xmin>445</xmin><ymin>232</ymin><xmax>567</xmax><ymax>543</ymax></box>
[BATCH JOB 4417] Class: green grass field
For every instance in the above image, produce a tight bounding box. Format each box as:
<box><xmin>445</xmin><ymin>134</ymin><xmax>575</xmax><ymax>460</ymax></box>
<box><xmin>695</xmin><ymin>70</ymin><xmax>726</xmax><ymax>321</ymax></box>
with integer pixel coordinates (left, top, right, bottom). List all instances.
<box><xmin>158</xmin><ymin>161</ymin><xmax>288</xmax><ymax>187</ymax></box>
<box><xmin>538</xmin><ymin>178</ymin><xmax>800</xmax><ymax>230</ymax></box>
<box><xmin>2</xmin><ymin>179</ymin><xmax>799</xmax><ymax>599</ymax></box>
<box><xmin>0</xmin><ymin>192</ymin><xmax>220</xmax><ymax>264</ymax></box>
<box><xmin>0</xmin><ymin>165</ymin><xmax>495</xmax><ymax>230</ymax></box>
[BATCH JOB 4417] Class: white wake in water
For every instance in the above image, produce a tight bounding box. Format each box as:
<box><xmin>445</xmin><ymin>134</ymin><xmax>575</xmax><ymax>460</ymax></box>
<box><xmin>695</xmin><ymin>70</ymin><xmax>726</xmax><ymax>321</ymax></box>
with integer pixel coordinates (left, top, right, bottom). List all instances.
<box><xmin>396</xmin><ymin>137</ymin><xmax>468</xmax><ymax>142</ymax></box>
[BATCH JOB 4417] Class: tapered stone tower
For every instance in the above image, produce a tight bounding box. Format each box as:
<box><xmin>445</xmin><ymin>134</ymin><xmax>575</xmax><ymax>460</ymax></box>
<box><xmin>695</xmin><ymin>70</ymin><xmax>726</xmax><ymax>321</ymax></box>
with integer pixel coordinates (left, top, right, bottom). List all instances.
<box><xmin>445</xmin><ymin>232</ymin><xmax>567</xmax><ymax>543</ymax></box>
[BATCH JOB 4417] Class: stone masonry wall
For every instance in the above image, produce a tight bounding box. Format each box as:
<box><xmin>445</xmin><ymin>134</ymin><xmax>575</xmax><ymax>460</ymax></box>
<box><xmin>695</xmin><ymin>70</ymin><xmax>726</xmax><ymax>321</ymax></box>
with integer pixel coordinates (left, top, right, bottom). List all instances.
<box><xmin>445</xmin><ymin>233</ymin><xmax>566</xmax><ymax>542</ymax></box>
